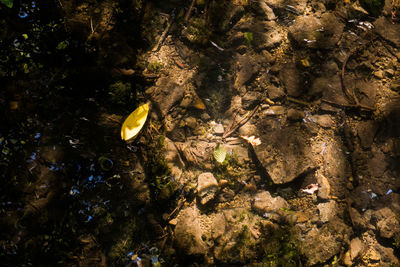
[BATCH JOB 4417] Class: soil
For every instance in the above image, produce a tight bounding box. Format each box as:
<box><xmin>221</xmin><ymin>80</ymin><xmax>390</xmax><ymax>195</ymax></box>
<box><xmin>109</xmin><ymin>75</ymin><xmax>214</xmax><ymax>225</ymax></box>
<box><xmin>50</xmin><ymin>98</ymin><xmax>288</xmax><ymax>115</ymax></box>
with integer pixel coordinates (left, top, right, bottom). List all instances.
<box><xmin>1</xmin><ymin>0</ymin><xmax>400</xmax><ymax>266</ymax></box>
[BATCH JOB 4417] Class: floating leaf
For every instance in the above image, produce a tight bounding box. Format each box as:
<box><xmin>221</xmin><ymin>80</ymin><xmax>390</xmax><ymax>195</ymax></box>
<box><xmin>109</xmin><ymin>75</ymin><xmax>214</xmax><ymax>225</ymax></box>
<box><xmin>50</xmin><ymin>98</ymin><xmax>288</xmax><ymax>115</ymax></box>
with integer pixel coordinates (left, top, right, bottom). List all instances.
<box><xmin>0</xmin><ymin>0</ymin><xmax>13</xmax><ymax>8</ymax></box>
<box><xmin>213</xmin><ymin>143</ymin><xmax>227</xmax><ymax>163</ymax></box>
<box><xmin>121</xmin><ymin>103</ymin><xmax>149</xmax><ymax>141</ymax></box>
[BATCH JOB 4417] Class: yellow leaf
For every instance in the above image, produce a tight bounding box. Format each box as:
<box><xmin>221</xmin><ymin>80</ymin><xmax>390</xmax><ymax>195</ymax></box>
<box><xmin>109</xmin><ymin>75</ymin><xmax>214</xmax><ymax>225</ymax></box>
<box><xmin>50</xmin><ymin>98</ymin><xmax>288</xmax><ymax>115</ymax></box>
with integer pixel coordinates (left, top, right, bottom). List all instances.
<box><xmin>213</xmin><ymin>143</ymin><xmax>227</xmax><ymax>163</ymax></box>
<box><xmin>121</xmin><ymin>103</ymin><xmax>149</xmax><ymax>141</ymax></box>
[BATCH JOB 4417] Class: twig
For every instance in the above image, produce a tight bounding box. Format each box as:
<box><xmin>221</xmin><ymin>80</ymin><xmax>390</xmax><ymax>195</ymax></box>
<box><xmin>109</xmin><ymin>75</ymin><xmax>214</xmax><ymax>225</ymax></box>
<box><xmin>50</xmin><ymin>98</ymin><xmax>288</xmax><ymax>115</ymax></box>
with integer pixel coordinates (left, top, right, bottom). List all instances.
<box><xmin>287</xmin><ymin>96</ymin><xmax>312</xmax><ymax>107</ymax></box>
<box><xmin>321</xmin><ymin>99</ymin><xmax>375</xmax><ymax>111</ymax></box>
<box><xmin>152</xmin><ymin>19</ymin><xmax>172</xmax><ymax>52</ymax></box>
<box><xmin>223</xmin><ymin>105</ymin><xmax>259</xmax><ymax>139</ymax></box>
<box><xmin>184</xmin><ymin>0</ymin><xmax>196</xmax><ymax>22</ymax></box>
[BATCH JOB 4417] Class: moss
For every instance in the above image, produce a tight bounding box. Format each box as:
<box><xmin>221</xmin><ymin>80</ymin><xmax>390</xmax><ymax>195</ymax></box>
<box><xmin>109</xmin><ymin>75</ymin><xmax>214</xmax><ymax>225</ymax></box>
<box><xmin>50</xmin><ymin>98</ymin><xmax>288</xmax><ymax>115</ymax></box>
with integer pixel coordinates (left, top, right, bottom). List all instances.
<box><xmin>262</xmin><ymin>226</ymin><xmax>301</xmax><ymax>266</ymax></box>
<box><xmin>147</xmin><ymin>61</ymin><xmax>163</xmax><ymax>73</ymax></box>
<box><xmin>108</xmin><ymin>81</ymin><xmax>133</xmax><ymax>106</ymax></box>
<box><xmin>184</xmin><ymin>18</ymin><xmax>211</xmax><ymax>45</ymax></box>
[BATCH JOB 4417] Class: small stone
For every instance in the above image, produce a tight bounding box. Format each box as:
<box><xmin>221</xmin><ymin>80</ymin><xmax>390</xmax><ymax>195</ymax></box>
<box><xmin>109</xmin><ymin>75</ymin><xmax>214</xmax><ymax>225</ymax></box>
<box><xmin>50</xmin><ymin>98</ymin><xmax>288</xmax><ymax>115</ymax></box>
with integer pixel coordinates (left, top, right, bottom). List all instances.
<box><xmin>287</xmin><ymin>109</ymin><xmax>304</xmax><ymax>121</ymax></box>
<box><xmin>213</xmin><ymin>123</ymin><xmax>225</xmax><ymax>135</ymax></box>
<box><xmin>264</xmin><ymin>105</ymin><xmax>285</xmax><ymax>115</ymax></box>
<box><xmin>200</xmin><ymin>112</ymin><xmax>211</xmax><ymax>121</ymax></box>
<box><xmin>349</xmin><ymin>237</ymin><xmax>365</xmax><ymax>260</ymax></box>
<box><xmin>311</xmin><ymin>114</ymin><xmax>334</xmax><ymax>128</ymax></box>
<box><xmin>169</xmin><ymin>218</ymin><xmax>178</xmax><ymax>225</ymax></box>
<box><xmin>252</xmin><ymin>191</ymin><xmax>289</xmax><ymax>214</ymax></box>
<box><xmin>385</xmin><ymin>69</ymin><xmax>395</xmax><ymax>77</ymax></box>
<box><xmin>197</xmin><ymin>172</ymin><xmax>219</xmax><ymax>205</ymax></box>
<box><xmin>267</xmin><ymin>85</ymin><xmax>285</xmax><ymax>100</ymax></box>
<box><xmin>373</xmin><ymin>70</ymin><xmax>384</xmax><ymax>79</ymax></box>
<box><xmin>184</xmin><ymin>117</ymin><xmax>197</xmax><ymax>129</ymax></box>
<box><xmin>317</xmin><ymin>200</ymin><xmax>337</xmax><ymax>223</ymax></box>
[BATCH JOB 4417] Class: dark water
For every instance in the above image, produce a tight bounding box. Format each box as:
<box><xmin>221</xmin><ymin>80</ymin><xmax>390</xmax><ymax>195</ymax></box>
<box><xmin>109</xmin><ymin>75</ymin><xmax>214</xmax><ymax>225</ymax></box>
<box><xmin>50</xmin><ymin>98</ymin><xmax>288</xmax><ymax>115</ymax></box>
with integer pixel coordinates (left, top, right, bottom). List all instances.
<box><xmin>0</xmin><ymin>1</ymin><xmax>165</xmax><ymax>265</ymax></box>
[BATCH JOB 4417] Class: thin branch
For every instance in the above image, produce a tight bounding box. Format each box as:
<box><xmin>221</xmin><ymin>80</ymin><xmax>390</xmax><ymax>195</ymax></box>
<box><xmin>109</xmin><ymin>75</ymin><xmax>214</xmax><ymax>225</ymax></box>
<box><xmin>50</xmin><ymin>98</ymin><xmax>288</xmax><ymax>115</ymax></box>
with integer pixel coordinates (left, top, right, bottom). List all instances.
<box><xmin>223</xmin><ymin>105</ymin><xmax>259</xmax><ymax>139</ymax></box>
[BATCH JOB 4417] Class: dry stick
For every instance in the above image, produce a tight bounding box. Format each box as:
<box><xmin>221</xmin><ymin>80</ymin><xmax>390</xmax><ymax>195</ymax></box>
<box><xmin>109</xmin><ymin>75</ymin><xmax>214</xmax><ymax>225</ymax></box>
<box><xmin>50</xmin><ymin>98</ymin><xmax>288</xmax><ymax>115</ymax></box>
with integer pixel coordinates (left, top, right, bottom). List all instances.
<box><xmin>152</xmin><ymin>18</ymin><xmax>172</xmax><ymax>52</ymax></box>
<box><xmin>222</xmin><ymin>105</ymin><xmax>259</xmax><ymax>139</ymax></box>
<box><xmin>327</xmin><ymin>43</ymin><xmax>376</xmax><ymax>111</ymax></box>
<box><xmin>184</xmin><ymin>0</ymin><xmax>196</xmax><ymax>22</ymax></box>
<box><xmin>287</xmin><ymin>96</ymin><xmax>312</xmax><ymax>107</ymax></box>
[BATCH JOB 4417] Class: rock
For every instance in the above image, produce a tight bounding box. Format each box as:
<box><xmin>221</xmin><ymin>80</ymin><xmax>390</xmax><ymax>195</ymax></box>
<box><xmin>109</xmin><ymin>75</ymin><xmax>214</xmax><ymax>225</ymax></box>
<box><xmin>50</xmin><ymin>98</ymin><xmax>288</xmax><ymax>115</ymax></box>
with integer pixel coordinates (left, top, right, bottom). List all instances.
<box><xmin>213</xmin><ymin>123</ymin><xmax>225</xmax><ymax>135</ymax></box>
<box><xmin>252</xmin><ymin>191</ymin><xmax>289</xmax><ymax>215</ymax></box>
<box><xmin>350</xmin><ymin>237</ymin><xmax>365</xmax><ymax>261</ymax></box>
<box><xmin>212</xmin><ymin>208</ymin><xmax>265</xmax><ymax>263</ymax></box>
<box><xmin>374</xmin><ymin>17</ymin><xmax>400</xmax><ymax>48</ymax></box>
<box><xmin>253</xmin><ymin>126</ymin><xmax>316</xmax><ymax>184</ymax></box>
<box><xmin>288</xmin><ymin>12</ymin><xmax>344</xmax><ymax>49</ymax></box>
<box><xmin>257</xmin><ymin>1</ymin><xmax>276</xmax><ymax>20</ymax></box>
<box><xmin>317</xmin><ymin>200</ymin><xmax>337</xmax><ymax>223</ymax></box>
<box><xmin>374</xmin><ymin>70</ymin><xmax>384</xmax><ymax>79</ymax></box>
<box><xmin>356</xmin><ymin>121</ymin><xmax>379</xmax><ymax>149</ymax></box>
<box><xmin>197</xmin><ymin>172</ymin><xmax>219</xmax><ymax>205</ymax></box>
<box><xmin>376</xmin><ymin>207</ymin><xmax>400</xmax><ymax>239</ymax></box>
<box><xmin>164</xmin><ymin>137</ymin><xmax>185</xmax><ymax>180</ymax></box>
<box><xmin>252</xmin><ymin>21</ymin><xmax>283</xmax><ymax>49</ymax></box>
<box><xmin>280</xmin><ymin>62</ymin><xmax>302</xmax><ymax>97</ymax></box>
<box><xmin>242</xmin><ymin>91</ymin><xmax>263</xmax><ymax>109</ymax></box>
<box><xmin>287</xmin><ymin>109</ymin><xmax>304</xmax><ymax>121</ymax></box>
<box><xmin>317</xmin><ymin>172</ymin><xmax>331</xmax><ymax>200</ymax></box>
<box><xmin>264</xmin><ymin>105</ymin><xmax>285</xmax><ymax>116</ymax></box>
<box><xmin>174</xmin><ymin>207</ymin><xmax>207</xmax><ymax>256</ymax></box>
<box><xmin>267</xmin><ymin>85</ymin><xmax>285</xmax><ymax>100</ymax></box>
<box><xmin>184</xmin><ymin>116</ymin><xmax>197</xmax><ymax>129</ymax></box>
<box><xmin>146</xmin><ymin>77</ymin><xmax>185</xmax><ymax>117</ymax></box>
<box><xmin>311</xmin><ymin>114</ymin><xmax>333</xmax><ymax>128</ymax></box>
<box><xmin>234</xmin><ymin>54</ymin><xmax>260</xmax><ymax>88</ymax></box>
<box><xmin>299</xmin><ymin>220</ymin><xmax>352</xmax><ymax>266</ymax></box>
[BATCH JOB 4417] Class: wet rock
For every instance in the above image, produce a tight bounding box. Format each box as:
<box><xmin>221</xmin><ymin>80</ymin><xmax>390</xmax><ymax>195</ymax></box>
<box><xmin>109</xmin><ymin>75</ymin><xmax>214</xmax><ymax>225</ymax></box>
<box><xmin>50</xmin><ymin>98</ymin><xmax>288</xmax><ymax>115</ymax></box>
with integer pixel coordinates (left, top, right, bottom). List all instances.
<box><xmin>267</xmin><ymin>85</ymin><xmax>285</xmax><ymax>100</ymax></box>
<box><xmin>164</xmin><ymin>137</ymin><xmax>185</xmax><ymax>183</ymax></box>
<box><xmin>356</xmin><ymin>121</ymin><xmax>379</xmax><ymax>149</ymax></box>
<box><xmin>146</xmin><ymin>77</ymin><xmax>185</xmax><ymax>117</ymax></box>
<box><xmin>174</xmin><ymin>207</ymin><xmax>207</xmax><ymax>256</ymax></box>
<box><xmin>242</xmin><ymin>91</ymin><xmax>263</xmax><ymax>109</ymax></box>
<box><xmin>288</xmin><ymin>12</ymin><xmax>344</xmax><ymax>49</ymax></box>
<box><xmin>197</xmin><ymin>172</ymin><xmax>219</xmax><ymax>205</ymax></box>
<box><xmin>212</xmin><ymin>123</ymin><xmax>225</xmax><ymax>136</ymax></box>
<box><xmin>252</xmin><ymin>191</ymin><xmax>289</xmax><ymax>215</ymax></box>
<box><xmin>299</xmin><ymin>219</ymin><xmax>352</xmax><ymax>266</ymax></box>
<box><xmin>176</xmin><ymin>141</ymin><xmax>214</xmax><ymax>166</ymax></box>
<box><xmin>264</xmin><ymin>105</ymin><xmax>285</xmax><ymax>116</ymax></box>
<box><xmin>253</xmin><ymin>21</ymin><xmax>283</xmax><ymax>49</ymax></box>
<box><xmin>317</xmin><ymin>200</ymin><xmax>337</xmax><ymax>223</ymax></box>
<box><xmin>256</xmin><ymin>1</ymin><xmax>276</xmax><ymax>20</ymax></box>
<box><xmin>375</xmin><ymin>207</ymin><xmax>400</xmax><ymax>239</ymax></box>
<box><xmin>280</xmin><ymin>62</ymin><xmax>302</xmax><ymax>97</ymax></box>
<box><xmin>311</xmin><ymin>114</ymin><xmax>334</xmax><ymax>128</ymax></box>
<box><xmin>374</xmin><ymin>17</ymin><xmax>400</xmax><ymax>48</ymax></box>
<box><xmin>316</xmin><ymin>172</ymin><xmax>331</xmax><ymax>200</ymax></box>
<box><xmin>350</xmin><ymin>237</ymin><xmax>366</xmax><ymax>261</ymax></box>
<box><xmin>287</xmin><ymin>109</ymin><xmax>304</xmax><ymax>121</ymax></box>
<box><xmin>234</xmin><ymin>54</ymin><xmax>260</xmax><ymax>88</ymax></box>
<box><xmin>184</xmin><ymin>116</ymin><xmax>198</xmax><ymax>129</ymax></box>
<box><xmin>254</xmin><ymin>126</ymin><xmax>316</xmax><ymax>184</ymax></box>
<box><xmin>212</xmin><ymin>208</ymin><xmax>264</xmax><ymax>263</ymax></box>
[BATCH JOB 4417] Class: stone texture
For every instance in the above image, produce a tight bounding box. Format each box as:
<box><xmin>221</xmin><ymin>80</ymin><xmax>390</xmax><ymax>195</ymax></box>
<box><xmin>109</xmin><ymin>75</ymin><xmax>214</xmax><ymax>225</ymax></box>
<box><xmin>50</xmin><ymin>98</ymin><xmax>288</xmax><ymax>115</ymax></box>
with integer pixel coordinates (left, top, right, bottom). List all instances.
<box><xmin>252</xmin><ymin>191</ymin><xmax>289</xmax><ymax>214</ymax></box>
<box><xmin>146</xmin><ymin>77</ymin><xmax>185</xmax><ymax>117</ymax></box>
<box><xmin>288</xmin><ymin>12</ymin><xmax>344</xmax><ymax>49</ymax></box>
<box><xmin>374</xmin><ymin>17</ymin><xmax>400</xmax><ymax>48</ymax></box>
<box><xmin>174</xmin><ymin>207</ymin><xmax>207</xmax><ymax>256</ymax></box>
<box><xmin>197</xmin><ymin>172</ymin><xmax>219</xmax><ymax>205</ymax></box>
<box><xmin>280</xmin><ymin>62</ymin><xmax>302</xmax><ymax>97</ymax></box>
<box><xmin>317</xmin><ymin>200</ymin><xmax>337</xmax><ymax>223</ymax></box>
<box><xmin>299</xmin><ymin>220</ymin><xmax>352</xmax><ymax>266</ymax></box>
<box><xmin>375</xmin><ymin>207</ymin><xmax>400</xmax><ymax>239</ymax></box>
<box><xmin>254</xmin><ymin>126</ymin><xmax>316</xmax><ymax>184</ymax></box>
<box><xmin>311</xmin><ymin>114</ymin><xmax>334</xmax><ymax>128</ymax></box>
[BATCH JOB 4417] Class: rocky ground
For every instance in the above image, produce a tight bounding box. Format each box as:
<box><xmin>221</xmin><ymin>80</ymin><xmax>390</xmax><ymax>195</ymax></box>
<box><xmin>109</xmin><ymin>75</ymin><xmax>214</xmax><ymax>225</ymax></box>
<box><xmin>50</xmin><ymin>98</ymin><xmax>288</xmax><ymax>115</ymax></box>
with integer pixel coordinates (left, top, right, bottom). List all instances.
<box><xmin>129</xmin><ymin>0</ymin><xmax>400</xmax><ymax>266</ymax></box>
